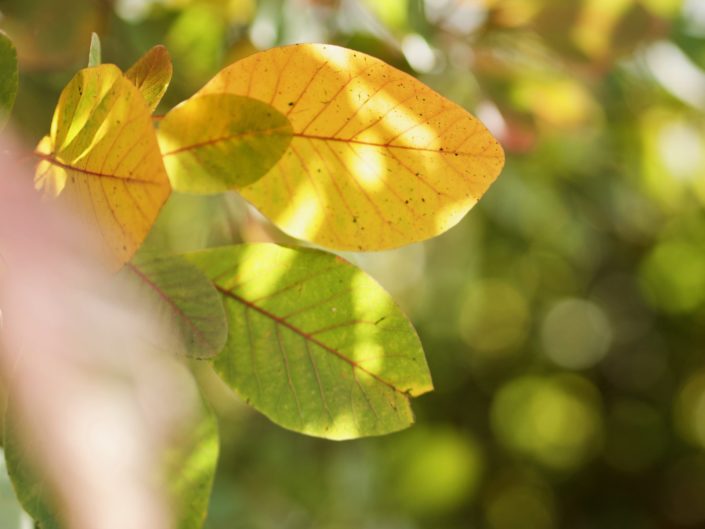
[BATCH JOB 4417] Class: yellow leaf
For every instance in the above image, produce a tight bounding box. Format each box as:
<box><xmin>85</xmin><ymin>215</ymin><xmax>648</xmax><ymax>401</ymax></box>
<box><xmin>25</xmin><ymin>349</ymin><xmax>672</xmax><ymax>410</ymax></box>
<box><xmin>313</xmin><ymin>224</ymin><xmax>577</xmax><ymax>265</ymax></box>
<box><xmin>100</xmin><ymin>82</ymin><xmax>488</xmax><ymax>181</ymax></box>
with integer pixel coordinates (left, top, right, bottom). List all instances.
<box><xmin>125</xmin><ymin>45</ymin><xmax>173</xmax><ymax>112</ymax></box>
<box><xmin>159</xmin><ymin>94</ymin><xmax>293</xmax><ymax>192</ymax></box>
<box><xmin>35</xmin><ymin>64</ymin><xmax>171</xmax><ymax>268</ymax></box>
<box><xmin>194</xmin><ymin>43</ymin><xmax>505</xmax><ymax>251</ymax></box>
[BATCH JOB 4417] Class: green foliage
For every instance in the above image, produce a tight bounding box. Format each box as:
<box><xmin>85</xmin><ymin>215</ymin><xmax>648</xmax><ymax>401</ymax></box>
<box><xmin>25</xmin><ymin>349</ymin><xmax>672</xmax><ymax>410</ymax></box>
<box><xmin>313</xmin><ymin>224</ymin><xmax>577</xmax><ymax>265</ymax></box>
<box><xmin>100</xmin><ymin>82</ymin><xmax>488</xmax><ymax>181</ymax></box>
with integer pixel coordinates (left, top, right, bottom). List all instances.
<box><xmin>187</xmin><ymin>244</ymin><xmax>432</xmax><ymax>439</ymax></box>
<box><xmin>87</xmin><ymin>32</ymin><xmax>101</xmax><ymax>67</ymax></box>
<box><xmin>123</xmin><ymin>254</ymin><xmax>228</xmax><ymax>359</ymax></box>
<box><xmin>166</xmin><ymin>400</ymin><xmax>219</xmax><ymax>529</ymax></box>
<box><xmin>0</xmin><ymin>20</ymin><xmax>502</xmax><ymax>529</ymax></box>
<box><xmin>0</xmin><ymin>31</ymin><xmax>18</xmax><ymax>131</ymax></box>
<box><xmin>4</xmin><ymin>409</ymin><xmax>61</xmax><ymax>529</ymax></box>
<box><xmin>5</xmin><ymin>1</ymin><xmax>703</xmax><ymax>528</ymax></box>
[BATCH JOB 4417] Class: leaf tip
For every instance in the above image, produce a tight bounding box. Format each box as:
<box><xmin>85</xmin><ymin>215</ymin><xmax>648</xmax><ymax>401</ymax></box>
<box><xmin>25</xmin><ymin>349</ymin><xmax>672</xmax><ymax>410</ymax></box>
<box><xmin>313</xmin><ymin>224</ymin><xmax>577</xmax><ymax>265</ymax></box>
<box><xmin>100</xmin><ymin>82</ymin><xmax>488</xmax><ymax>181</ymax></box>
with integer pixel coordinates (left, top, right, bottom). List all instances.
<box><xmin>88</xmin><ymin>32</ymin><xmax>101</xmax><ymax>67</ymax></box>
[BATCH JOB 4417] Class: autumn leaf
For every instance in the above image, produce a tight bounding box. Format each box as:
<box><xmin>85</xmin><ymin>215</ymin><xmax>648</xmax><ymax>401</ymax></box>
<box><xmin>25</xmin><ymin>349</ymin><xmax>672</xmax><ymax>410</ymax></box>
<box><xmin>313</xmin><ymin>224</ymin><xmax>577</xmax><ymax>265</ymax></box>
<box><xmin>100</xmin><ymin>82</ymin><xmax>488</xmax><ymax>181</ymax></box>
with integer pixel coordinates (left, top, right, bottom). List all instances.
<box><xmin>34</xmin><ymin>64</ymin><xmax>171</xmax><ymax>269</ymax></box>
<box><xmin>123</xmin><ymin>254</ymin><xmax>228</xmax><ymax>359</ymax></box>
<box><xmin>159</xmin><ymin>94</ymin><xmax>293</xmax><ymax>192</ymax></box>
<box><xmin>0</xmin><ymin>31</ymin><xmax>18</xmax><ymax>131</ymax></box>
<box><xmin>170</xmin><ymin>43</ymin><xmax>504</xmax><ymax>251</ymax></box>
<box><xmin>186</xmin><ymin>244</ymin><xmax>433</xmax><ymax>440</ymax></box>
<box><xmin>125</xmin><ymin>45</ymin><xmax>173</xmax><ymax>113</ymax></box>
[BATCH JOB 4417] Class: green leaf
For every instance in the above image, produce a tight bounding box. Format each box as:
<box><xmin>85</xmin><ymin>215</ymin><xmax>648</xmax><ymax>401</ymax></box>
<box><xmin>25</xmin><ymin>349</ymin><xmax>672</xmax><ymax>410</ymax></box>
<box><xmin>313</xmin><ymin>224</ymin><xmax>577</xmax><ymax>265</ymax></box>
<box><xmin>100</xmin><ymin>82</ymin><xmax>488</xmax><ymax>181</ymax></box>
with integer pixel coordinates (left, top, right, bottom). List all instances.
<box><xmin>167</xmin><ymin>399</ymin><xmax>219</xmax><ymax>529</ymax></box>
<box><xmin>186</xmin><ymin>244</ymin><xmax>433</xmax><ymax>440</ymax></box>
<box><xmin>87</xmin><ymin>32</ymin><xmax>101</xmax><ymax>67</ymax></box>
<box><xmin>123</xmin><ymin>254</ymin><xmax>228</xmax><ymax>359</ymax></box>
<box><xmin>125</xmin><ymin>45</ymin><xmax>173</xmax><ymax>113</ymax></box>
<box><xmin>158</xmin><ymin>94</ymin><xmax>293</xmax><ymax>193</ymax></box>
<box><xmin>0</xmin><ymin>449</ymin><xmax>29</xmax><ymax>529</ymax></box>
<box><xmin>0</xmin><ymin>31</ymin><xmax>18</xmax><ymax>131</ymax></box>
<box><xmin>4</xmin><ymin>410</ymin><xmax>61</xmax><ymax>529</ymax></box>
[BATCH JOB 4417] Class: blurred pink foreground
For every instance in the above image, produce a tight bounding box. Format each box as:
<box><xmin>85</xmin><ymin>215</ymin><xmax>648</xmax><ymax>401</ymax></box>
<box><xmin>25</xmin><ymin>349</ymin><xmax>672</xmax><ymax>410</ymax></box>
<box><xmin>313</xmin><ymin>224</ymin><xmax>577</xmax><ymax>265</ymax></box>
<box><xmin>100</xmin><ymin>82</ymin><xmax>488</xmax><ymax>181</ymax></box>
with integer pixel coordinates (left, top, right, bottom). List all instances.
<box><xmin>0</xmin><ymin>133</ymin><xmax>196</xmax><ymax>529</ymax></box>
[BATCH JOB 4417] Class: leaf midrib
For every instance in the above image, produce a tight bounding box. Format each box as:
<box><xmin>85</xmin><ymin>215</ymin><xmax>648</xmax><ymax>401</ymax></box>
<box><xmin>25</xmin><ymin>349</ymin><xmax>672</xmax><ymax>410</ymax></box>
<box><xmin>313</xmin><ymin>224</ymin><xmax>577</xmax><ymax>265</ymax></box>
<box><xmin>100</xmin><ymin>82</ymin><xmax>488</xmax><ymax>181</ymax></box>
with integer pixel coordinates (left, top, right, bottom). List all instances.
<box><xmin>164</xmin><ymin>130</ymin><xmax>496</xmax><ymax>157</ymax></box>
<box><xmin>128</xmin><ymin>261</ymin><xmax>218</xmax><ymax>353</ymax></box>
<box><xmin>215</xmin><ymin>285</ymin><xmax>407</xmax><ymax>395</ymax></box>
<box><xmin>35</xmin><ymin>152</ymin><xmax>163</xmax><ymax>185</ymax></box>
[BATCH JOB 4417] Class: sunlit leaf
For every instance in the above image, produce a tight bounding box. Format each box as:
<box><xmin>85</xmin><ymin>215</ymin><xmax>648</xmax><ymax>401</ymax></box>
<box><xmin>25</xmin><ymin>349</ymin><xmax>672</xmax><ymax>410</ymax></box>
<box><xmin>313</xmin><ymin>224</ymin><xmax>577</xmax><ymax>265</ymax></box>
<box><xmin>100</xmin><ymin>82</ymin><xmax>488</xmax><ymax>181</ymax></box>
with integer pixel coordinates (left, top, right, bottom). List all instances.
<box><xmin>34</xmin><ymin>64</ymin><xmax>171</xmax><ymax>269</ymax></box>
<box><xmin>159</xmin><ymin>94</ymin><xmax>293</xmax><ymax>192</ymax></box>
<box><xmin>87</xmin><ymin>32</ymin><xmax>101</xmax><ymax>67</ymax></box>
<box><xmin>186</xmin><ymin>244</ymin><xmax>433</xmax><ymax>440</ymax></box>
<box><xmin>125</xmin><ymin>45</ymin><xmax>173</xmax><ymax>113</ymax></box>
<box><xmin>122</xmin><ymin>254</ymin><xmax>228</xmax><ymax>359</ymax></box>
<box><xmin>190</xmin><ymin>43</ymin><xmax>504</xmax><ymax>250</ymax></box>
<box><xmin>0</xmin><ymin>31</ymin><xmax>18</xmax><ymax>131</ymax></box>
<box><xmin>166</xmin><ymin>397</ymin><xmax>219</xmax><ymax>529</ymax></box>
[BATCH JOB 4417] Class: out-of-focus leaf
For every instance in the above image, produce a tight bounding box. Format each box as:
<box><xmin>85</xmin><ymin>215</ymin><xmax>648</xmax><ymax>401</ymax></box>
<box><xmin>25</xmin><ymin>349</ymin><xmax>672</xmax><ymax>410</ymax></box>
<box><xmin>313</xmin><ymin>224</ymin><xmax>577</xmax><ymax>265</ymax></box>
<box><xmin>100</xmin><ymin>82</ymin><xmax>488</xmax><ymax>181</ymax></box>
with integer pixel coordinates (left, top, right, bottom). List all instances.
<box><xmin>4</xmin><ymin>395</ymin><xmax>218</xmax><ymax>529</ymax></box>
<box><xmin>166</xmin><ymin>398</ymin><xmax>219</xmax><ymax>529</ymax></box>
<box><xmin>0</xmin><ymin>449</ymin><xmax>27</xmax><ymax>529</ymax></box>
<box><xmin>125</xmin><ymin>45</ymin><xmax>173</xmax><ymax>113</ymax></box>
<box><xmin>34</xmin><ymin>64</ymin><xmax>171</xmax><ymax>269</ymax></box>
<box><xmin>191</xmin><ymin>43</ymin><xmax>504</xmax><ymax>251</ymax></box>
<box><xmin>87</xmin><ymin>32</ymin><xmax>101</xmax><ymax>67</ymax></box>
<box><xmin>0</xmin><ymin>0</ymin><xmax>100</xmax><ymax>69</ymax></box>
<box><xmin>159</xmin><ymin>94</ymin><xmax>293</xmax><ymax>192</ymax></box>
<box><xmin>4</xmin><ymin>411</ymin><xmax>61</xmax><ymax>529</ymax></box>
<box><xmin>186</xmin><ymin>244</ymin><xmax>433</xmax><ymax>440</ymax></box>
<box><xmin>123</xmin><ymin>254</ymin><xmax>228</xmax><ymax>359</ymax></box>
<box><xmin>0</xmin><ymin>32</ymin><xmax>18</xmax><ymax>131</ymax></box>
<box><xmin>166</xmin><ymin>4</ymin><xmax>226</xmax><ymax>93</ymax></box>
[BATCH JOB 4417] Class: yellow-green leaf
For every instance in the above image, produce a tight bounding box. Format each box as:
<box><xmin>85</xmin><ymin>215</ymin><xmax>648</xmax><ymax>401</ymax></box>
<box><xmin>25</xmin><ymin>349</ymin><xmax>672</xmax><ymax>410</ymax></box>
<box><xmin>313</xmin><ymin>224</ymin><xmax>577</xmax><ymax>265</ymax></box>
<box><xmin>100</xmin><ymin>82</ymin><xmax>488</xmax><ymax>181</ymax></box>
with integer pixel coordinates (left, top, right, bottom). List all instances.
<box><xmin>122</xmin><ymin>254</ymin><xmax>228</xmax><ymax>359</ymax></box>
<box><xmin>192</xmin><ymin>43</ymin><xmax>505</xmax><ymax>250</ymax></box>
<box><xmin>87</xmin><ymin>32</ymin><xmax>101</xmax><ymax>67</ymax></box>
<box><xmin>186</xmin><ymin>244</ymin><xmax>433</xmax><ymax>440</ymax></box>
<box><xmin>159</xmin><ymin>94</ymin><xmax>293</xmax><ymax>192</ymax></box>
<box><xmin>0</xmin><ymin>31</ymin><xmax>18</xmax><ymax>131</ymax></box>
<box><xmin>125</xmin><ymin>45</ymin><xmax>173</xmax><ymax>113</ymax></box>
<box><xmin>34</xmin><ymin>64</ymin><xmax>171</xmax><ymax>269</ymax></box>
<box><xmin>166</xmin><ymin>398</ymin><xmax>219</xmax><ymax>529</ymax></box>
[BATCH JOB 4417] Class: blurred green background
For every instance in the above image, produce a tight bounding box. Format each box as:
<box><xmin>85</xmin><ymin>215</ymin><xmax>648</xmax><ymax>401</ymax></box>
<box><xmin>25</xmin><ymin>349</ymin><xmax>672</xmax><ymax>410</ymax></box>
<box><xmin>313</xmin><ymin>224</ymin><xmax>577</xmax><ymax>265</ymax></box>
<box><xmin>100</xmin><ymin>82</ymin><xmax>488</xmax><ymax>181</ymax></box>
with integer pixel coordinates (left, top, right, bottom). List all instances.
<box><xmin>3</xmin><ymin>0</ymin><xmax>705</xmax><ymax>527</ymax></box>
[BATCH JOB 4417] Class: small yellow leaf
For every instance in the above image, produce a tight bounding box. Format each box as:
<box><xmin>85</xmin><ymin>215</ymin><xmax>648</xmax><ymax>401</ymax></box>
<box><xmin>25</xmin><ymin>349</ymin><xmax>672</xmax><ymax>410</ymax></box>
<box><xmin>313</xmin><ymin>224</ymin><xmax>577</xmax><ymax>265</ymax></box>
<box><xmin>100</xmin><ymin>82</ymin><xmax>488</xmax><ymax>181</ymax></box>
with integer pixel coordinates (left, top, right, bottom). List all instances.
<box><xmin>195</xmin><ymin>43</ymin><xmax>505</xmax><ymax>251</ymax></box>
<box><xmin>35</xmin><ymin>64</ymin><xmax>171</xmax><ymax>268</ymax></box>
<box><xmin>158</xmin><ymin>94</ymin><xmax>293</xmax><ymax>192</ymax></box>
<box><xmin>125</xmin><ymin>45</ymin><xmax>173</xmax><ymax>113</ymax></box>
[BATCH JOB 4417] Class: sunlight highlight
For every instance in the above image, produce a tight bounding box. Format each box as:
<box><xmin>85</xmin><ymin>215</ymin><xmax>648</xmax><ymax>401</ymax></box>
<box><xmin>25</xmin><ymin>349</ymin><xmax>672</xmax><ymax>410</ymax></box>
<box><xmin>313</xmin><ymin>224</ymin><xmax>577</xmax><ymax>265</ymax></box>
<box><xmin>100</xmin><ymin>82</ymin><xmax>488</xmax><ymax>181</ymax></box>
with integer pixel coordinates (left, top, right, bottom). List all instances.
<box><xmin>313</xmin><ymin>44</ymin><xmax>352</xmax><ymax>71</ymax></box>
<box><xmin>275</xmin><ymin>185</ymin><xmax>325</xmax><ymax>242</ymax></box>
<box><xmin>348</xmin><ymin>141</ymin><xmax>386</xmax><ymax>192</ymax></box>
<box><xmin>231</xmin><ymin>244</ymin><xmax>297</xmax><ymax>301</ymax></box>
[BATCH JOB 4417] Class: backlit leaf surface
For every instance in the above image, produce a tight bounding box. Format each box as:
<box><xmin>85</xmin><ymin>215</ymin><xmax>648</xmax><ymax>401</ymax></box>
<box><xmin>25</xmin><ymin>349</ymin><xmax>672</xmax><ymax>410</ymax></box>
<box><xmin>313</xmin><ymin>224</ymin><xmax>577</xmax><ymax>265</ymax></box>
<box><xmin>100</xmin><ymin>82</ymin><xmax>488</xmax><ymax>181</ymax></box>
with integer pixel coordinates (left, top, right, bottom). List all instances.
<box><xmin>125</xmin><ymin>45</ymin><xmax>173</xmax><ymax>112</ymax></box>
<box><xmin>123</xmin><ymin>254</ymin><xmax>227</xmax><ymax>359</ymax></box>
<box><xmin>158</xmin><ymin>94</ymin><xmax>293</xmax><ymax>192</ymax></box>
<box><xmin>166</xmin><ymin>397</ymin><xmax>219</xmax><ymax>529</ymax></box>
<box><xmin>193</xmin><ymin>43</ymin><xmax>505</xmax><ymax>250</ymax></box>
<box><xmin>34</xmin><ymin>64</ymin><xmax>171</xmax><ymax>269</ymax></box>
<box><xmin>87</xmin><ymin>32</ymin><xmax>101</xmax><ymax>67</ymax></box>
<box><xmin>187</xmin><ymin>244</ymin><xmax>433</xmax><ymax>440</ymax></box>
<box><xmin>0</xmin><ymin>32</ymin><xmax>18</xmax><ymax>131</ymax></box>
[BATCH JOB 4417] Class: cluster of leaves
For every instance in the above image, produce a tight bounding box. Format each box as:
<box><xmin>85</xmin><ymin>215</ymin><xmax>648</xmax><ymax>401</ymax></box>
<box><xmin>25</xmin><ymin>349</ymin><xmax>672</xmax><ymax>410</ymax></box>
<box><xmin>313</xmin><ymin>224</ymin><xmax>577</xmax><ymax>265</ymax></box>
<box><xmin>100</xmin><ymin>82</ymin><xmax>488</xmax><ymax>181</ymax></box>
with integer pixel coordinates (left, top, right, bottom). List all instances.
<box><xmin>0</xmin><ymin>30</ymin><xmax>503</xmax><ymax>528</ymax></box>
